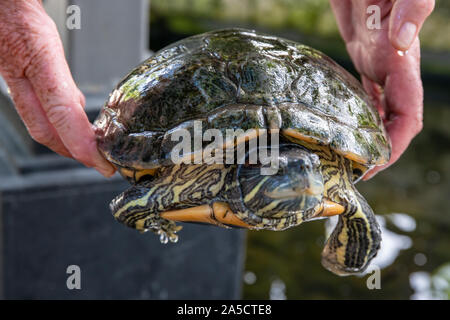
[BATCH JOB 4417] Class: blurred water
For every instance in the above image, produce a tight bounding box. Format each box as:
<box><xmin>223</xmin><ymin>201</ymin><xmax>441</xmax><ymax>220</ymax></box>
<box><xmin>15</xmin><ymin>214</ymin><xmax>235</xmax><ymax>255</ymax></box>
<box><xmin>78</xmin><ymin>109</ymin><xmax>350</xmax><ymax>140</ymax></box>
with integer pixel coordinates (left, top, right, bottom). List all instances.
<box><xmin>243</xmin><ymin>102</ymin><xmax>450</xmax><ymax>299</ymax></box>
<box><xmin>149</xmin><ymin>0</ymin><xmax>450</xmax><ymax>300</ymax></box>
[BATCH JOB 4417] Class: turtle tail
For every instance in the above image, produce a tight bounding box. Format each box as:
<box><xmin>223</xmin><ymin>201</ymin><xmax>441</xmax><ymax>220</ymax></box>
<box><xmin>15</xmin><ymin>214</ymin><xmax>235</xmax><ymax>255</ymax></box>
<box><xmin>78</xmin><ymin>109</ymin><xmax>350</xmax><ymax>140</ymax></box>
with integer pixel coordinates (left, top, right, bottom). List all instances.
<box><xmin>321</xmin><ymin>191</ymin><xmax>381</xmax><ymax>276</ymax></box>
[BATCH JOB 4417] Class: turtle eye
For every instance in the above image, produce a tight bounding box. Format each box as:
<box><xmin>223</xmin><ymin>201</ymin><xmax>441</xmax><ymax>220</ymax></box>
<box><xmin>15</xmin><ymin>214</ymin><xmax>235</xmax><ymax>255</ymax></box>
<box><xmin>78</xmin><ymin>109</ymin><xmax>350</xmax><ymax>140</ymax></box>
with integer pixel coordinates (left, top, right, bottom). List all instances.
<box><xmin>298</xmin><ymin>161</ymin><xmax>311</xmax><ymax>171</ymax></box>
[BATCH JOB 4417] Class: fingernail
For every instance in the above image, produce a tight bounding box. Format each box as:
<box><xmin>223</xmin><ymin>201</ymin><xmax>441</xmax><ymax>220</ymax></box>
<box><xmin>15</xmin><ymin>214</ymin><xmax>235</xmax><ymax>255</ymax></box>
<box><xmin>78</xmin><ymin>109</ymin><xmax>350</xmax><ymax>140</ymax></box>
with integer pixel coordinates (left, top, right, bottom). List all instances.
<box><xmin>396</xmin><ymin>22</ymin><xmax>417</xmax><ymax>50</ymax></box>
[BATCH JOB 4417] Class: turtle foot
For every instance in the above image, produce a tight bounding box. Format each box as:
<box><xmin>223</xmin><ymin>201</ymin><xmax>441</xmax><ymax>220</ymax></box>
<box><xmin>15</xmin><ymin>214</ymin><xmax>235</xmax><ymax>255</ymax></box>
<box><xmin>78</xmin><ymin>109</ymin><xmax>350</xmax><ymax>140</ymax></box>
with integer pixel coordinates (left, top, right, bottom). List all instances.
<box><xmin>146</xmin><ymin>217</ymin><xmax>183</xmax><ymax>244</ymax></box>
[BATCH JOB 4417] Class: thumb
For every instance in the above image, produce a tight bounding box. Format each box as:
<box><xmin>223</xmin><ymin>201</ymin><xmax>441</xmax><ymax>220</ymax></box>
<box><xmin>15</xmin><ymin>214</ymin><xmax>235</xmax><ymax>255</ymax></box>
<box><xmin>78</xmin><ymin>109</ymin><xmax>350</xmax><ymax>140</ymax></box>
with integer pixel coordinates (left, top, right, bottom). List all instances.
<box><xmin>389</xmin><ymin>0</ymin><xmax>435</xmax><ymax>51</ymax></box>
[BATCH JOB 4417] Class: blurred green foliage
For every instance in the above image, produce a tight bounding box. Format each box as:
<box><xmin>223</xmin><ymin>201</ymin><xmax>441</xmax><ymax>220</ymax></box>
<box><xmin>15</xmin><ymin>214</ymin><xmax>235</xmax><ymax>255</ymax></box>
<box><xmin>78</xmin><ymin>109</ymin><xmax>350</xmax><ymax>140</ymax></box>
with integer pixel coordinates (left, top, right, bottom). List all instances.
<box><xmin>151</xmin><ymin>0</ymin><xmax>450</xmax><ymax>51</ymax></box>
<box><xmin>153</xmin><ymin>0</ymin><xmax>336</xmax><ymax>35</ymax></box>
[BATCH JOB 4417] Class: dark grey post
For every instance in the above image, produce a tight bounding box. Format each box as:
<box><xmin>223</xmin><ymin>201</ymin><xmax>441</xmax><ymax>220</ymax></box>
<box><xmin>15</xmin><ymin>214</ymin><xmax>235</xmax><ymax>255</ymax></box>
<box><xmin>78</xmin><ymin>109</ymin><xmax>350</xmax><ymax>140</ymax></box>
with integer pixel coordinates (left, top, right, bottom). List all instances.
<box><xmin>45</xmin><ymin>0</ymin><xmax>151</xmax><ymax>115</ymax></box>
<box><xmin>0</xmin><ymin>0</ymin><xmax>245</xmax><ymax>299</ymax></box>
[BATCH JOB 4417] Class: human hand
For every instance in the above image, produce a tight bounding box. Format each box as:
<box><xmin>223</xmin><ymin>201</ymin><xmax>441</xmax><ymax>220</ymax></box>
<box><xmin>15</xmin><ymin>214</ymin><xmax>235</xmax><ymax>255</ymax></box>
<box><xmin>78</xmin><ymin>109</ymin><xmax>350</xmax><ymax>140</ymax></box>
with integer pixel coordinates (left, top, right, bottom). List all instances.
<box><xmin>0</xmin><ymin>0</ymin><xmax>115</xmax><ymax>177</ymax></box>
<box><xmin>330</xmin><ymin>0</ymin><xmax>434</xmax><ymax>179</ymax></box>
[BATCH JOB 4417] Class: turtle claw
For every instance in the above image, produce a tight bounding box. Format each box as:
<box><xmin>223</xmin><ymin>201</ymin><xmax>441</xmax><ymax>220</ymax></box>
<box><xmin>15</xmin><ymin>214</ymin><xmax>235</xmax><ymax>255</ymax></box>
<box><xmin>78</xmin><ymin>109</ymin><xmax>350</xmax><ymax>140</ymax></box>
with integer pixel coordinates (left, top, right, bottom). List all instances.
<box><xmin>149</xmin><ymin>218</ymin><xmax>182</xmax><ymax>244</ymax></box>
<box><xmin>158</xmin><ymin>231</ymin><xmax>170</xmax><ymax>244</ymax></box>
<box><xmin>157</xmin><ymin>229</ymin><xmax>179</xmax><ymax>244</ymax></box>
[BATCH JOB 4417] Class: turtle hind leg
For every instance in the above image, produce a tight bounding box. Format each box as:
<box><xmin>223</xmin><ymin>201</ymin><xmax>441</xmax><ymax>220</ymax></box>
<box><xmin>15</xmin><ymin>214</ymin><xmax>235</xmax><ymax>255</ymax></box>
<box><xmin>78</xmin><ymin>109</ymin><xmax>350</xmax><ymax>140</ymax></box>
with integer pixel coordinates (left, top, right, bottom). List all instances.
<box><xmin>321</xmin><ymin>191</ymin><xmax>381</xmax><ymax>275</ymax></box>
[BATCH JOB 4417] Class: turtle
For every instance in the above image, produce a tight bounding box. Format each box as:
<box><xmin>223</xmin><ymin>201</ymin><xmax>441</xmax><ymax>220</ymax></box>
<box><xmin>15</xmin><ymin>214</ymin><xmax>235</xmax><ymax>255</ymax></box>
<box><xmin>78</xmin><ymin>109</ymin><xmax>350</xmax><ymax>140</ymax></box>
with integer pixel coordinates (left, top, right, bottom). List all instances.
<box><xmin>93</xmin><ymin>28</ymin><xmax>391</xmax><ymax>275</ymax></box>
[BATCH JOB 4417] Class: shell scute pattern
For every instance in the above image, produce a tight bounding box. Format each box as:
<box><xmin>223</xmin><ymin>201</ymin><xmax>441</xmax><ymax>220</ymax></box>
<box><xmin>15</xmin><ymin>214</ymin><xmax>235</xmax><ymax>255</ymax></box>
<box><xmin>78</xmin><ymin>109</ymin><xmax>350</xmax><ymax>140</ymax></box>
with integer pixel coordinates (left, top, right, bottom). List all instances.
<box><xmin>95</xmin><ymin>28</ymin><xmax>390</xmax><ymax>171</ymax></box>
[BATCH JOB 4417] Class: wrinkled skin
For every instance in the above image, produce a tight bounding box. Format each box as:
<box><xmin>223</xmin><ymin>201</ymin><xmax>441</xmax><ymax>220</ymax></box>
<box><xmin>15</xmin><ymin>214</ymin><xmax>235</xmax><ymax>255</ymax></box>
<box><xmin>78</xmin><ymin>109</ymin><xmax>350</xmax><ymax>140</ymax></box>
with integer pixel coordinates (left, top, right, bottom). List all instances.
<box><xmin>0</xmin><ymin>0</ymin><xmax>114</xmax><ymax>176</ymax></box>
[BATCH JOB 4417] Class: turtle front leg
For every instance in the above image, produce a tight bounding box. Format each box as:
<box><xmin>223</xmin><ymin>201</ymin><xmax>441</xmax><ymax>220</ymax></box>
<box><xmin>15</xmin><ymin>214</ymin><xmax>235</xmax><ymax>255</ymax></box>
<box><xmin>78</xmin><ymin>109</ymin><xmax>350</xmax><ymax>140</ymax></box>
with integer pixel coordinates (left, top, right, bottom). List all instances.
<box><xmin>321</xmin><ymin>189</ymin><xmax>381</xmax><ymax>275</ymax></box>
<box><xmin>318</xmin><ymin>154</ymin><xmax>382</xmax><ymax>275</ymax></box>
<box><xmin>109</xmin><ymin>182</ymin><xmax>183</xmax><ymax>243</ymax></box>
<box><xmin>110</xmin><ymin>163</ymin><xmax>231</xmax><ymax>243</ymax></box>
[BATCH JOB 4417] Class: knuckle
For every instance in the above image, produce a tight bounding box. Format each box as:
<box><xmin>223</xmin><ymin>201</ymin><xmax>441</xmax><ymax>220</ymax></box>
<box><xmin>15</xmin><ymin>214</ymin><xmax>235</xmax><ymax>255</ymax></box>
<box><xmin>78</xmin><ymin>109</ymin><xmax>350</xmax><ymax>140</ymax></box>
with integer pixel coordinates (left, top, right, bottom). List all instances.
<box><xmin>1</xmin><ymin>40</ymin><xmax>48</xmax><ymax>80</ymax></box>
<box><xmin>29</xmin><ymin>127</ymin><xmax>53</xmax><ymax>146</ymax></box>
<box><xmin>0</xmin><ymin>33</ymin><xmax>28</xmax><ymax>77</ymax></box>
<box><xmin>415</xmin><ymin>0</ymin><xmax>435</xmax><ymax>16</ymax></box>
<box><xmin>0</xmin><ymin>14</ymin><xmax>59</xmax><ymax>78</ymax></box>
<box><xmin>46</xmin><ymin>105</ymin><xmax>72</xmax><ymax>130</ymax></box>
<box><xmin>0</xmin><ymin>22</ymin><xmax>39</xmax><ymax>77</ymax></box>
<box><xmin>22</xmin><ymin>44</ymin><xmax>50</xmax><ymax>80</ymax></box>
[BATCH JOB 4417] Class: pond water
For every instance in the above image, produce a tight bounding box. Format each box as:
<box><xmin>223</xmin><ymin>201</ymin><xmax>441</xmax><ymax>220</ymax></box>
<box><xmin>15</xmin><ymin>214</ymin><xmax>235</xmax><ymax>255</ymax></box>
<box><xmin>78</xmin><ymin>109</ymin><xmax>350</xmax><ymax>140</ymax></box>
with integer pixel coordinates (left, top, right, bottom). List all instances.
<box><xmin>243</xmin><ymin>100</ymin><xmax>450</xmax><ymax>299</ymax></box>
<box><xmin>149</xmin><ymin>0</ymin><xmax>450</xmax><ymax>299</ymax></box>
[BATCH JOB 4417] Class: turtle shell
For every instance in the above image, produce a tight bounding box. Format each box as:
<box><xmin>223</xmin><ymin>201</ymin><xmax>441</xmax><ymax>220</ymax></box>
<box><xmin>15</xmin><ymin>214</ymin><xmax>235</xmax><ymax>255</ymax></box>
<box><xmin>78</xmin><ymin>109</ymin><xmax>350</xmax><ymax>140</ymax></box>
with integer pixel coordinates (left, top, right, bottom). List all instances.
<box><xmin>94</xmin><ymin>28</ymin><xmax>390</xmax><ymax>171</ymax></box>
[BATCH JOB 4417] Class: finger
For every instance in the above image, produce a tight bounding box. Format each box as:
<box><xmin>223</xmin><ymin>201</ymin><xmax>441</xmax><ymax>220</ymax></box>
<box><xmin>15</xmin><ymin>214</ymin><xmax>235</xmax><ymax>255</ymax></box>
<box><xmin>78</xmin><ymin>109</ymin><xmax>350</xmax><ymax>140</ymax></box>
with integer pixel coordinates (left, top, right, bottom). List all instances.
<box><xmin>78</xmin><ymin>88</ymin><xmax>86</xmax><ymax>108</ymax></box>
<box><xmin>363</xmin><ymin>41</ymin><xmax>423</xmax><ymax>180</ymax></box>
<box><xmin>329</xmin><ymin>0</ymin><xmax>354</xmax><ymax>42</ymax></box>
<box><xmin>362</xmin><ymin>76</ymin><xmax>386</xmax><ymax>120</ymax></box>
<box><xmin>389</xmin><ymin>0</ymin><xmax>435</xmax><ymax>51</ymax></box>
<box><xmin>364</xmin><ymin>109</ymin><xmax>422</xmax><ymax>180</ymax></box>
<box><xmin>5</xmin><ymin>76</ymin><xmax>72</xmax><ymax>158</ymax></box>
<box><xmin>23</xmin><ymin>20</ymin><xmax>115</xmax><ymax>177</ymax></box>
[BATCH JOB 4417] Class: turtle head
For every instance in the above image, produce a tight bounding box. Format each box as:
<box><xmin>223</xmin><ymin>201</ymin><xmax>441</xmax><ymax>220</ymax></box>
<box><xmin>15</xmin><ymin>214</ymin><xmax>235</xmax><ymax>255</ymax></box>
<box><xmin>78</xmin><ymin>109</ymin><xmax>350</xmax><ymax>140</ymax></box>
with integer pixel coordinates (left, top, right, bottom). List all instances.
<box><xmin>263</xmin><ymin>147</ymin><xmax>324</xmax><ymax>199</ymax></box>
<box><xmin>235</xmin><ymin>145</ymin><xmax>324</xmax><ymax>224</ymax></box>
